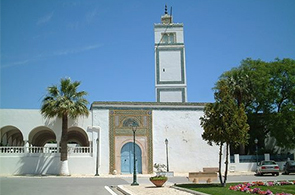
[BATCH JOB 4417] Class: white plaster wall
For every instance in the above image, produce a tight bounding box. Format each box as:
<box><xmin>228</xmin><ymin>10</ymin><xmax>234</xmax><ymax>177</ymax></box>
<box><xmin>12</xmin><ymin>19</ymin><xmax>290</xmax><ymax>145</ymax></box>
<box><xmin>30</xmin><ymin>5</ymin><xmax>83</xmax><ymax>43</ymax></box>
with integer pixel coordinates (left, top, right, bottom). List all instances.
<box><xmin>154</xmin><ymin>27</ymin><xmax>184</xmax><ymax>44</ymax></box>
<box><xmin>0</xmin><ymin>154</ymin><xmax>95</xmax><ymax>176</ymax></box>
<box><xmin>0</xmin><ymin>154</ymin><xmax>60</xmax><ymax>175</ymax></box>
<box><xmin>153</xmin><ymin>110</ymin><xmax>220</xmax><ymax>173</ymax></box>
<box><xmin>68</xmin><ymin>156</ymin><xmax>95</xmax><ymax>175</ymax></box>
<box><xmin>0</xmin><ymin>109</ymin><xmax>52</xmax><ymax>141</ymax></box>
<box><xmin>91</xmin><ymin>109</ymin><xmax>109</xmax><ymax>175</ymax></box>
<box><xmin>0</xmin><ymin>109</ymin><xmax>96</xmax><ymax>176</ymax></box>
<box><xmin>0</xmin><ymin>109</ymin><xmax>93</xmax><ymax>143</ymax></box>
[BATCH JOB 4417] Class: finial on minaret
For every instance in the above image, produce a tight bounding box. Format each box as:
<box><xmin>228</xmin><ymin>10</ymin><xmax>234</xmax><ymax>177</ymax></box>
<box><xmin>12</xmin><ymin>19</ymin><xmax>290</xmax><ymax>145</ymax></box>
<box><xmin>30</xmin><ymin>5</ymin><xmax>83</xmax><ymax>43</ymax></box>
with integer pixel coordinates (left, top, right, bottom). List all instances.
<box><xmin>161</xmin><ymin>4</ymin><xmax>173</xmax><ymax>24</ymax></box>
<box><xmin>165</xmin><ymin>4</ymin><xmax>168</xmax><ymax>15</ymax></box>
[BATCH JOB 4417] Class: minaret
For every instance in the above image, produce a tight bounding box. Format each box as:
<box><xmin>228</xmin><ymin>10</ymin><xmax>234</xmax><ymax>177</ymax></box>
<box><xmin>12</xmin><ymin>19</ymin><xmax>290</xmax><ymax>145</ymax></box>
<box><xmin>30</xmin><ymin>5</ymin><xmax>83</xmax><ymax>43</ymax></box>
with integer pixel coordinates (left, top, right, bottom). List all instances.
<box><xmin>154</xmin><ymin>6</ymin><xmax>187</xmax><ymax>103</ymax></box>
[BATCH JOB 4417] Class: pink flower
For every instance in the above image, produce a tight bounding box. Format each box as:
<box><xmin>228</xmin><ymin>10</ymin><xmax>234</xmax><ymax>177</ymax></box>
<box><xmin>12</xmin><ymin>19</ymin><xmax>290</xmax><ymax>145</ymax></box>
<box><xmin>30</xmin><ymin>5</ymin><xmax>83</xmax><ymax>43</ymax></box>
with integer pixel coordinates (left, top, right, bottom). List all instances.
<box><xmin>228</xmin><ymin>181</ymin><xmax>294</xmax><ymax>195</ymax></box>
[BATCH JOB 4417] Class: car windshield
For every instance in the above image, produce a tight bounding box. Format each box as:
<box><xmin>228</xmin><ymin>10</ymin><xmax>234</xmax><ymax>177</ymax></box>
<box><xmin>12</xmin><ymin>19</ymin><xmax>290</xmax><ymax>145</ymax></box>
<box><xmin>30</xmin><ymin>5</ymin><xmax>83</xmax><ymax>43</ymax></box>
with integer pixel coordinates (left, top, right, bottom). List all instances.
<box><xmin>262</xmin><ymin>161</ymin><xmax>276</xmax><ymax>165</ymax></box>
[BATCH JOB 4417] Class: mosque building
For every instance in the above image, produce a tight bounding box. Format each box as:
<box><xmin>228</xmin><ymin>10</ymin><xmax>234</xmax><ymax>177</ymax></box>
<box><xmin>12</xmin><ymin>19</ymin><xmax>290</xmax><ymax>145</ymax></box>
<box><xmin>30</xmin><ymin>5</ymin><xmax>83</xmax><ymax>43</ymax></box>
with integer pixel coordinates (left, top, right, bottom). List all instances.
<box><xmin>0</xmin><ymin>9</ymin><xmax>220</xmax><ymax>176</ymax></box>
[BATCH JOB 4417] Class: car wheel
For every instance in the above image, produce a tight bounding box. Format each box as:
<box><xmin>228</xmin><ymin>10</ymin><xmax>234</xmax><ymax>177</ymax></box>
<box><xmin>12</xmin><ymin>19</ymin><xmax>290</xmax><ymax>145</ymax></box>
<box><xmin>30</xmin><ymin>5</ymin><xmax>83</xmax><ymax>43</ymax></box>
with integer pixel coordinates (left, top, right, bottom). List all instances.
<box><xmin>285</xmin><ymin>171</ymin><xmax>289</xmax><ymax>175</ymax></box>
<box><xmin>256</xmin><ymin>172</ymin><xmax>261</xmax><ymax>176</ymax></box>
<box><xmin>276</xmin><ymin>173</ymin><xmax>279</xmax><ymax>176</ymax></box>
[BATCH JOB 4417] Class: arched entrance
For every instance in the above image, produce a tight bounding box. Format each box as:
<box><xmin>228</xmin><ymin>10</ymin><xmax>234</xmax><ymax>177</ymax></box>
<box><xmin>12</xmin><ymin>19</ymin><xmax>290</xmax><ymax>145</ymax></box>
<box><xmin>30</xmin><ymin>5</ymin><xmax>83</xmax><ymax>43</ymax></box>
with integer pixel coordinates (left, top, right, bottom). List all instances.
<box><xmin>121</xmin><ymin>142</ymin><xmax>142</xmax><ymax>174</ymax></box>
<box><xmin>29</xmin><ymin>127</ymin><xmax>56</xmax><ymax>146</ymax></box>
<box><xmin>1</xmin><ymin>126</ymin><xmax>24</xmax><ymax>146</ymax></box>
<box><xmin>68</xmin><ymin>127</ymin><xmax>89</xmax><ymax>146</ymax></box>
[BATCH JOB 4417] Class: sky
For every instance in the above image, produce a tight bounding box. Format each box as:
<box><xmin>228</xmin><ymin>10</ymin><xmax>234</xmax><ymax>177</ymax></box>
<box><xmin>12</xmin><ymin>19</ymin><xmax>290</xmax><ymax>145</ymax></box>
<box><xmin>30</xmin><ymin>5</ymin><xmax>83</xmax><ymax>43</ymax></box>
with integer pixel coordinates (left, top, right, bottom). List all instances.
<box><xmin>1</xmin><ymin>0</ymin><xmax>295</xmax><ymax>109</ymax></box>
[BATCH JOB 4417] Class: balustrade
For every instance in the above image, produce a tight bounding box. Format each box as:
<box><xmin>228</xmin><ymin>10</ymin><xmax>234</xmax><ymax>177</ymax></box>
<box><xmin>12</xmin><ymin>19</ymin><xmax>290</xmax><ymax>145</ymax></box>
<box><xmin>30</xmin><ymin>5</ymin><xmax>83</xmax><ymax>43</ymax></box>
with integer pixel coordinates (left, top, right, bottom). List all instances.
<box><xmin>69</xmin><ymin>147</ymin><xmax>91</xmax><ymax>154</ymax></box>
<box><xmin>0</xmin><ymin>146</ymin><xmax>24</xmax><ymax>153</ymax></box>
<box><xmin>0</xmin><ymin>146</ymin><xmax>91</xmax><ymax>155</ymax></box>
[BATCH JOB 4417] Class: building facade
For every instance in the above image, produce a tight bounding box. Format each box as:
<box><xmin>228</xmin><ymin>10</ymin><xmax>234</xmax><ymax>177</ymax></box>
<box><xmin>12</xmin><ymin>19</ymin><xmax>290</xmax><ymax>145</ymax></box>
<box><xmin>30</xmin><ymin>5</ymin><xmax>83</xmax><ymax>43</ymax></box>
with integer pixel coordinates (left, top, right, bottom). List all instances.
<box><xmin>0</xmin><ymin>102</ymin><xmax>220</xmax><ymax>175</ymax></box>
<box><xmin>0</xmin><ymin>10</ymin><xmax>221</xmax><ymax>176</ymax></box>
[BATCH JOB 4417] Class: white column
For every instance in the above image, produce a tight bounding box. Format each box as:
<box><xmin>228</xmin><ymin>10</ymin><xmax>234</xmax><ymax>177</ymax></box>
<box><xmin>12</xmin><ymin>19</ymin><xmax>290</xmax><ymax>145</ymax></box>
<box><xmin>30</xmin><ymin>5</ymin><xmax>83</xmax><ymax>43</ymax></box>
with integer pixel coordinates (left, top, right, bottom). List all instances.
<box><xmin>24</xmin><ymin>140</ymin><xmax>29</xmax><ymax>153</ymax></box>
<box><xmin>264</xmin><ymin>153</ymin><xmax>270</xmax><ymax>161</ymax></box>
<box><xmin>88</xmin><ymin>126</ymin><xmax>100</xmax><ymax>176</ymax></box>
<box><xmin>234</xmin><ymin>154</ymin><xmax>240</xmax><ymax>163</ymax></box>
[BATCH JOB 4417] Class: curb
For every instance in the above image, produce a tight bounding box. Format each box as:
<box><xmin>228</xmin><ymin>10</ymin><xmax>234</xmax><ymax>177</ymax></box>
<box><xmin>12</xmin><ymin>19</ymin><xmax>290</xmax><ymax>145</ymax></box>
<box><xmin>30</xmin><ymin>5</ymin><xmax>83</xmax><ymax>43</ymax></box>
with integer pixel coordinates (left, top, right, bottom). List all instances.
<box><xmin>171</xmin><ymin>185</ymin><xmax>211</xmax><ymax>195</ymax></box>
<box><xmin>117</xmin><ymin>184</ymin><xmax>210</xmax><ymax>195</ymax></box>
<box><xmin>117</xmin><ymin>185</ymin><xmax>133</xmax><ymax>195</ymax></box>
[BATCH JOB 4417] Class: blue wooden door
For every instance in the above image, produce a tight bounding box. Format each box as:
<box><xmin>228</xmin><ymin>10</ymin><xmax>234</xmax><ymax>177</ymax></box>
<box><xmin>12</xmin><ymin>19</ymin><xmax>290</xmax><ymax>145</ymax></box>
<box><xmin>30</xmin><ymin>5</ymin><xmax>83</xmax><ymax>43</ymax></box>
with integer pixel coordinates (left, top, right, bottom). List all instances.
<box><xmin>121</xmin><ymin>142</ymin><xmax>142</xmax><ymax>174</ymax></box>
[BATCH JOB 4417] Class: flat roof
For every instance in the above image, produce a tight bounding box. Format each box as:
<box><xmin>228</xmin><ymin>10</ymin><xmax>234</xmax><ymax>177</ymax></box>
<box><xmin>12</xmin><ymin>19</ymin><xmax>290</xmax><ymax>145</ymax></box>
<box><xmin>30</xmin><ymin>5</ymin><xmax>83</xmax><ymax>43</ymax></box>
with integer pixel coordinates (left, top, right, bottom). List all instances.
<box><xmin>91</xmin><ymin>101</ymin><xmax>207</xmax><ymax>111</ymax></box>
<box><xmin>154</xmin><ymin>23</ymin><xmax>184</xmax><ymax>28</ymax></box>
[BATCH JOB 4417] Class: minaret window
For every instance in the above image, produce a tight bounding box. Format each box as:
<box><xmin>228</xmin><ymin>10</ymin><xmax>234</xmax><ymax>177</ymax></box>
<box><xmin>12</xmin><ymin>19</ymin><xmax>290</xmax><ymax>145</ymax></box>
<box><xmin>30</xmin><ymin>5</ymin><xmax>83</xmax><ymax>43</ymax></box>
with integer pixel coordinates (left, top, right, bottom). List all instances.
<box><xmin>161</xmin><ymin>33</ymin><xmax>175</xmax><ymax>44</ymax></box>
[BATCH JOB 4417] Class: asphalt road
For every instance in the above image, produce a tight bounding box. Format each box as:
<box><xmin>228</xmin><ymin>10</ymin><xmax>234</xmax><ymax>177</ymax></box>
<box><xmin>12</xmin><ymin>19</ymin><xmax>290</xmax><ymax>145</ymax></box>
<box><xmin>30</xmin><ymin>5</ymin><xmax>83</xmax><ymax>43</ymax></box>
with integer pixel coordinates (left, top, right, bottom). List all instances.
<box><xmin>0</xmin><ymin>177</ymin><xmax>129</xmax><ymax>195</ymax></box>
<box><xmin>1</xmin><ymin>174</ymin><xmax>295</xmax><ymax>195</ymax></box>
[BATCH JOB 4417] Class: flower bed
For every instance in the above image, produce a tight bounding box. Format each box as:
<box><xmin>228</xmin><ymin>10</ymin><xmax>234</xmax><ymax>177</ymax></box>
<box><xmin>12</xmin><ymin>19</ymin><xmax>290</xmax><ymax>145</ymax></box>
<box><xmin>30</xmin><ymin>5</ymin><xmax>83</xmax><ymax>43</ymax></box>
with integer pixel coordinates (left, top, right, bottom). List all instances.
<box><xmin>229</xmin><ymin>181</ymin><xmax>295</xmax><ymax>195</ymax></box>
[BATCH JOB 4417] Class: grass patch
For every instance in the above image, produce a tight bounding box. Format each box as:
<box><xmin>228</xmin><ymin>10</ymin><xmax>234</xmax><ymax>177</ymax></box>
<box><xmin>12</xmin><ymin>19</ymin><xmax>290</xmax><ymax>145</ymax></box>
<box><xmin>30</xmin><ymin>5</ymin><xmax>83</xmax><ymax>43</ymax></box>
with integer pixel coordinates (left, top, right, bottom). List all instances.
<box><xmin>176</xmin><ymin>183</ymin><xmax>295</xmax><ymax>195</ymax></box>
<box><xmin>256</xmin><ymin>185</ymin><xmax>294</xmax><ymax>194</ymax></box>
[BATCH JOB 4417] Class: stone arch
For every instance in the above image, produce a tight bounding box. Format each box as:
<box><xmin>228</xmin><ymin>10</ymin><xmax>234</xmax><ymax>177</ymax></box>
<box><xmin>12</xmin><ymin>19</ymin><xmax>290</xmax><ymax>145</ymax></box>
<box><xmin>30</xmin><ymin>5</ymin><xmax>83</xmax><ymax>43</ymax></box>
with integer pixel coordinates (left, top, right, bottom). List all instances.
<box><xmin>115</xmin><ymin>137</ymin><xmax>147</xmax><ymax>174</ymax></box>
<box><xmin>121</xmin><ymin>139</ymin><xmax>144</xmax><ymax>153</ymax></box>
<box><xmin>29</xmin><ymin>126</ymin><xmax>56</xmax><ymax>146</ymax></box>
<box><xmin>68</xmin><ymin>127</ymin><xmax>89</xmax><ymax>146</ymax></box>
<box><xmin>122</xmin><ymin>118</ymin><xmax>140</xmax><ymax>127</ymax></box>
<box><xmin>0</xmin><ymin>126</ymin><xmax>24</xmax><ymax>146</ymax></box>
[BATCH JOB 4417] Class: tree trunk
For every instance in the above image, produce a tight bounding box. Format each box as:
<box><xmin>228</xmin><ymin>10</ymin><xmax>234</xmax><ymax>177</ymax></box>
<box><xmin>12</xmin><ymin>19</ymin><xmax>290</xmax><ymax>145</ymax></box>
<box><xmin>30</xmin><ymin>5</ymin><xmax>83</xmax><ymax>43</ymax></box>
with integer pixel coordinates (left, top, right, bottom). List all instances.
<box><xmin>218</xmin><ymin>143</ymin><xmax>224</xmax><ymax>186</ymax></box>
<box><xmin>239</xmin><ymin>144</ymin><xmax>245</xmax><ymax>155</ymax></box>
<box><xmin>223</xmin><ymin>143</ymin><xmax>229</xmax><ymax>187</ymax></box>
<box><xmin>60</xmin><ymin>114</ymin><xmax>70</xmax><ymax>176</ymax></box>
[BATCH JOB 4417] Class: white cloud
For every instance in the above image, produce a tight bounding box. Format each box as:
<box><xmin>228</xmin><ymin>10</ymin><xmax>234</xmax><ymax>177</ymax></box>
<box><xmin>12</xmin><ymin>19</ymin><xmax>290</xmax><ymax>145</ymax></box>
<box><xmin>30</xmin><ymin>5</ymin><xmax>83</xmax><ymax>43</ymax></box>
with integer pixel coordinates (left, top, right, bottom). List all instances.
<box><xmin>1</xmin><ymin>59</ymin><xmax>30</xmax><ymax>68</ymax></box>
<box><xmin>86</xmin><ymin>9</ymin><xmax>97</xmax><ymax>23</ymax></box>
<box><xmin>37</xmin><ymin>11</ymin><xmax>54</xmax><ymax>25</ymax></box>
<box><xmin>1</xmin><ymin>44</ymin><xmax>103</xmax><ymax>69</ymax></box>
<box><xmin>53</xmin><ymin>44</ymin><xmax>103</xmax><ymax>56</ymax></box>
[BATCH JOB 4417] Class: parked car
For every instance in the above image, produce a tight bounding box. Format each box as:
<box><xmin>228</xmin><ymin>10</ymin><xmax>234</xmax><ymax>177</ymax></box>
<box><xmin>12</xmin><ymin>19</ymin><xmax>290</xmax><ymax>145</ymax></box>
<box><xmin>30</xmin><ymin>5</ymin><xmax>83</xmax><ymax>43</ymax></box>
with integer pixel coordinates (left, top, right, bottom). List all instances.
<box><xmin>256</xmin><ymin>160</ymin><xmax>279</xmax><ymax>176</ymax></box>
<box><xmin>283</xmin><ymin>160</ymin><xmax>295</xmax><ymax>175</ymax></box>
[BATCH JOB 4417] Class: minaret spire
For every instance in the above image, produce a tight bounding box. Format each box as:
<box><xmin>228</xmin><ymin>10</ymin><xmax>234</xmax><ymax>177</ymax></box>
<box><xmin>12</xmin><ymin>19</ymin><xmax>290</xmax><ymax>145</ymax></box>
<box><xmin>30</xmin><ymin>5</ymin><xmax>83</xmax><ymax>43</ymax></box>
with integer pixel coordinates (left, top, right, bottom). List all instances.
<box><xmin>165</xmin><ymin>4</ymin><xmax>168</xmax><ymax>15</ymax></box>
<box><xmin>161</xmin><ymin>4</ymin><xmax>173</xmax><ymax>24</ymax></box>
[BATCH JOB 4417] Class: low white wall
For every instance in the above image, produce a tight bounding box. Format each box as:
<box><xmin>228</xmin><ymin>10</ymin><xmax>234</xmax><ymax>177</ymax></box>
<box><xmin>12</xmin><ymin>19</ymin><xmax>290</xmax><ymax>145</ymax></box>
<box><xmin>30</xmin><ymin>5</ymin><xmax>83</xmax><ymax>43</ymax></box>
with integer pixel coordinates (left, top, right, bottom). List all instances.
<box><xmin>68</xmin><ymin>156</ymin><xmax>95</xmax><ymax>175</ymax></box>
<box><xmin>229</xmin><ymin>153</ymin><xmax>293</xmax><ymax>172</ymax></box>
<box><xmin>229</xmin><ymin>163</ymin><xmax>257</xmax><ymax>172</ymax></box>
<box><xmin>0</xmin><ymin>154</ymin><xmax>95</xmax><ymax>176</ymax></box>
<box><xmin>229</xmin><ymin>162</ymin><xmax>286</xmax><ymax>172</ymax></box>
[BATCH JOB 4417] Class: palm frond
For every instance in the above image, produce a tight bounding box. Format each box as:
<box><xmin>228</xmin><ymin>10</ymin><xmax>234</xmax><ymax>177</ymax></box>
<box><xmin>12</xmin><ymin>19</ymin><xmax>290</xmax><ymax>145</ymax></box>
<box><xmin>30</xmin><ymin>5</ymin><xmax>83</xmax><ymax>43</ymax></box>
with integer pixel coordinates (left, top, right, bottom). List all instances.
<box><xmin>41</xmin><ymin>78</ymin><xmax>89</xmax><ymax>120</ymax></box>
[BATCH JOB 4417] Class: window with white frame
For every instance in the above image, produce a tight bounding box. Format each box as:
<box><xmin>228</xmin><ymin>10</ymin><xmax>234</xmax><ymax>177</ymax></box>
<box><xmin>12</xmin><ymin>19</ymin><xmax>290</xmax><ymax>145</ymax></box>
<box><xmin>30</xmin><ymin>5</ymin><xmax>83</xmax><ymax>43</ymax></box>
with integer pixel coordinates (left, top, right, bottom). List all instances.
<box><xmin>161</xmin><ymin>33</ymin><xmax>176</xmax><ymax>44</ymax></box>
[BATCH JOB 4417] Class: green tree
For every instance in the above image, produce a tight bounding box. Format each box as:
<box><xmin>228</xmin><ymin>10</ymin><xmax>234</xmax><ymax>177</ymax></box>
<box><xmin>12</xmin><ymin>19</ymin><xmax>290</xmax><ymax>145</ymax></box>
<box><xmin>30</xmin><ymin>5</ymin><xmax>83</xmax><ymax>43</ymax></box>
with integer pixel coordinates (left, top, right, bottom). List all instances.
<box><xmin>41</xmin><ymin>78</ymin><xmax>89</xmax><ymax>175</ymax></box>
<box><xmin>266</xmin><ymin>59</ymin><xmax>295</xmax><ymax>149</ymax></box>
<box><xmin>220</xmin><ymin>58</ymin><xmax>295</xmax><ymax>152</ymax></box>
<box><xmin>200</xmin><ymin>82</ymin><xmax>249</xmax><ymax>186</ymax></box>
<box><xmin>217</xmin><ymin>64</ymin><xmax>254</xmax><ymax>154</ymax></box>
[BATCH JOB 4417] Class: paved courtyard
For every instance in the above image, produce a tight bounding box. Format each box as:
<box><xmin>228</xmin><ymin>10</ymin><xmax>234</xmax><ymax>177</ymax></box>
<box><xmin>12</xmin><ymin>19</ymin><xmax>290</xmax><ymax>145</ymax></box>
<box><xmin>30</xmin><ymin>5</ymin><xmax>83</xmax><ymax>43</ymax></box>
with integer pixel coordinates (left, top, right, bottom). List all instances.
<box><xmin>1</xmin><ymin>174</ymin><xmax>295</xmax><ymax>195</ymax></box>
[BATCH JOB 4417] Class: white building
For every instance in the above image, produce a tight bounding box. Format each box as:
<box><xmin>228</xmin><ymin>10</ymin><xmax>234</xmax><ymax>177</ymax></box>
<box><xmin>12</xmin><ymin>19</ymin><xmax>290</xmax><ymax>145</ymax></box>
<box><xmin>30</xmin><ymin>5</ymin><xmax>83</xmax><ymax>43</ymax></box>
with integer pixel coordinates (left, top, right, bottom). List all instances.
<box><xmin>0</xmin><ymin>10</ymin><xmax>220</xmax><ymax>176</ymax></box>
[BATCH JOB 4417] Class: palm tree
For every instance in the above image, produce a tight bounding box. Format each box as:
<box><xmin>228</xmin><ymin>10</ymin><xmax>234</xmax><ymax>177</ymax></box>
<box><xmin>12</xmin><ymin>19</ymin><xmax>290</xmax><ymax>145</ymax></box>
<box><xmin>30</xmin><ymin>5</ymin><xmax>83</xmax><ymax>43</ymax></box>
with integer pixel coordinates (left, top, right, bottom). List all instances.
<box><xmin>216</xmin><ymin>68</ymin><xmax>253</xmax><ymax>155</ymax></box>
<box><xmin>217</xmin><ymin>68</ymin><xmax>253</xmax><ymax>107</ymax></box>
<box><xmin>41</xmin><ymin>78</ymin><xmax>89</xmax><ymax>176</ymax></box>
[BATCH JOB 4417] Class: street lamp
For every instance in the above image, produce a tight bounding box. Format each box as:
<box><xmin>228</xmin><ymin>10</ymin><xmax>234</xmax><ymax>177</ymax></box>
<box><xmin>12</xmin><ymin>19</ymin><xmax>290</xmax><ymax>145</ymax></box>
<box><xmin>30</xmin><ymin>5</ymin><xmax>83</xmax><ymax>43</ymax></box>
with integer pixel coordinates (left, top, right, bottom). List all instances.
<box><xmin>254</xmin><ymin>138</ymin><xmax>258</xmax><ymax>165</ymax></box>
<box><xmin>95</xmin><ymin>138</ymin><xmax>99</xmax><ymax>176</ymax></box>
<box><xmin>165</xmin><ymin>139</ymin><xmax>169</xmax><ymax>172</ymax></box>
<box><xmin>131</xmin><ymin>124</ymin><xmax>139</xmax><ymax>186</ymax></box>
